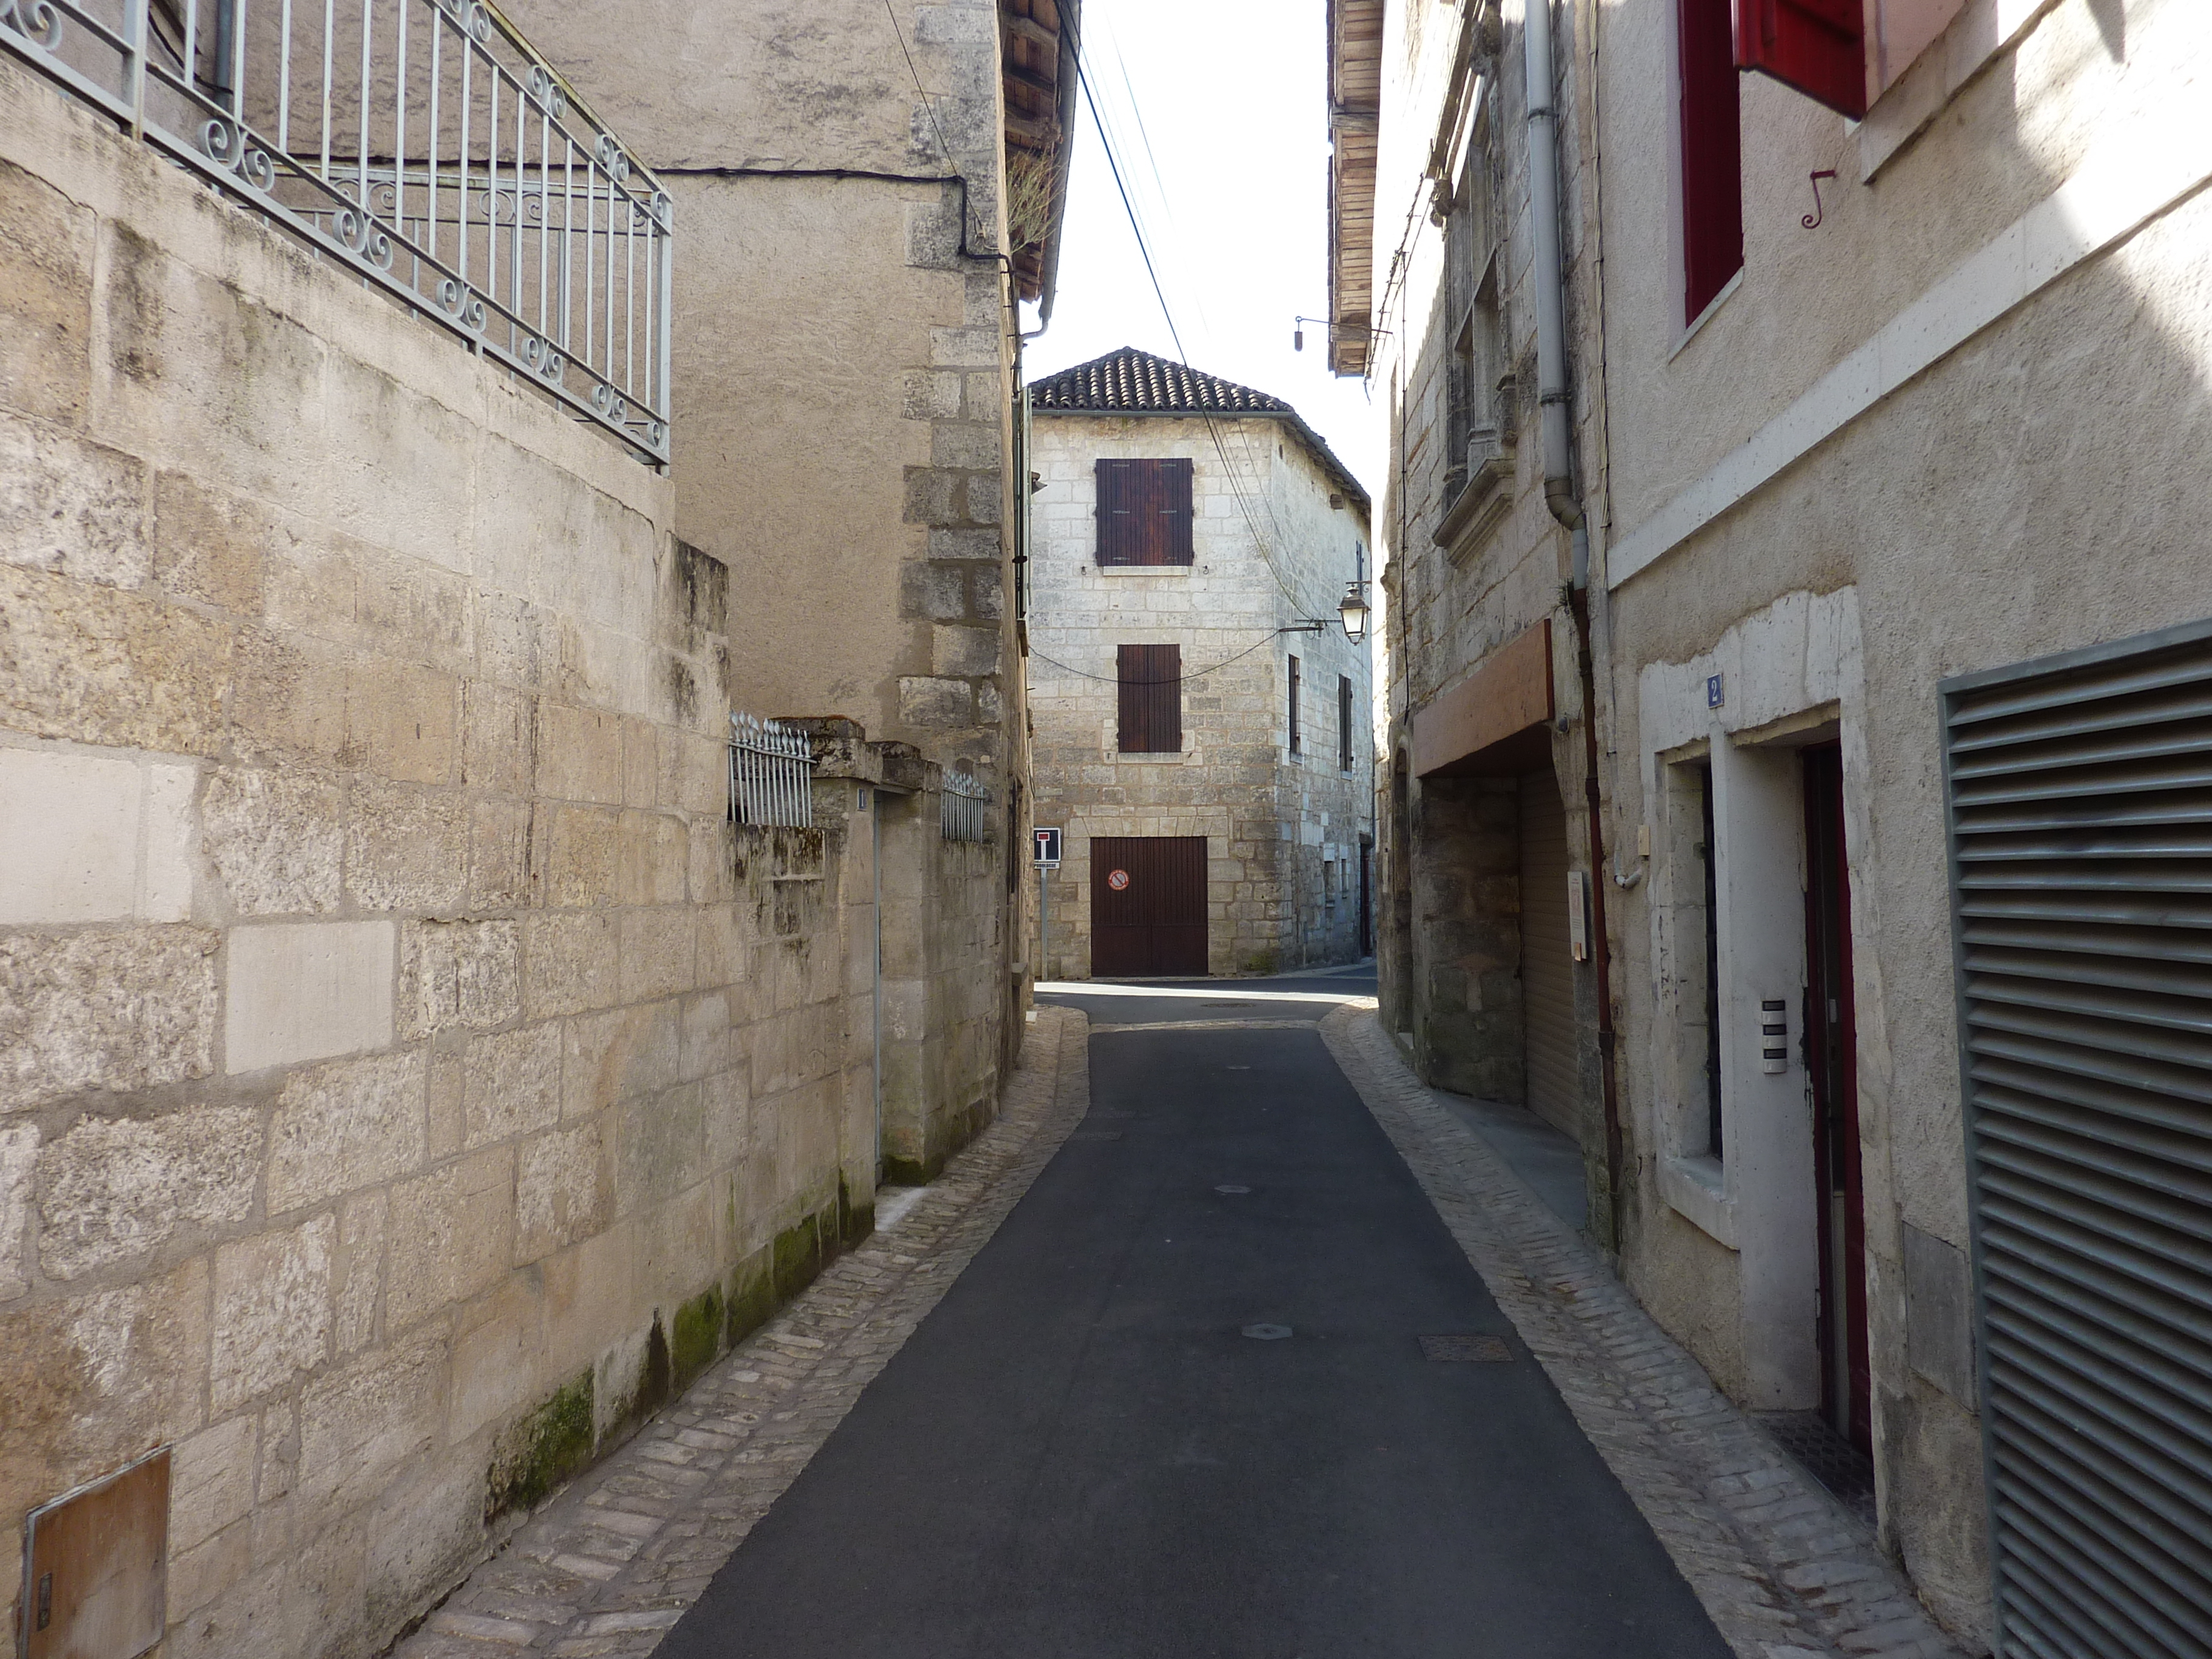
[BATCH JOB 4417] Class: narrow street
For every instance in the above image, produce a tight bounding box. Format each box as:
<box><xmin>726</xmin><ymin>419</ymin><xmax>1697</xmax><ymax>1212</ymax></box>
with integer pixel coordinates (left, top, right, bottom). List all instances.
<box><xmin>652</xmin><ymin>971</ymin><xmax>1727</xmax><ymax>1658</ymax></box>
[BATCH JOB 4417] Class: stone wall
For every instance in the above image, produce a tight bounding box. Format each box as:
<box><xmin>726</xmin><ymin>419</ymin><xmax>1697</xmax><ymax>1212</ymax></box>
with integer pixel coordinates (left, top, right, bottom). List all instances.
<box><xmin>1027</xmin><ymin>412</ymin><xmax>1373</xmax><ymax>978</ymax></box>
<box><xmin>0</xmin><ymin>64</ymin><xmax>874</xmax><ymax>1659</ymax></box>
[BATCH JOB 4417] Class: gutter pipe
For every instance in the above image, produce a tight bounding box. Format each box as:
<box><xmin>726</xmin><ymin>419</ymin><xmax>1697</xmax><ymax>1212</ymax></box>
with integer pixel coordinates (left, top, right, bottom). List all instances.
<box><xmin>1524</xmin><ymin>0</ymin><xmax>1625</xmax><ymax>1248</ymax></box>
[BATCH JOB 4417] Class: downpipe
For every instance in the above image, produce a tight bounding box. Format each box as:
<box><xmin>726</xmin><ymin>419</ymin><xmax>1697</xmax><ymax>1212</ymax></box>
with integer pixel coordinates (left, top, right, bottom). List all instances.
<box><xmin>1526</xmin><ymin>0</ymin><xmax>1625</xmax><ymax>1249</ymax></box>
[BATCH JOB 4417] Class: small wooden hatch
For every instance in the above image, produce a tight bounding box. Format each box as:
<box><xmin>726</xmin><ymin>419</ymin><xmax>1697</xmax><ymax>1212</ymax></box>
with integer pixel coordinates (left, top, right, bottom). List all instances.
<box><xmin>21</xmin><ymin>1447</ymin><xmax>170</xmax><ymax>1659</ymax></box>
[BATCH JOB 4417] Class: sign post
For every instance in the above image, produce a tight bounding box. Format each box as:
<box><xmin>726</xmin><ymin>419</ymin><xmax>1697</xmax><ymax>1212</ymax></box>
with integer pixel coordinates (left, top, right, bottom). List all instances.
<box><xmin>1032</xmin><ymin>828</ymin><xmax>1061</xmax><ymax>978</ymax></box>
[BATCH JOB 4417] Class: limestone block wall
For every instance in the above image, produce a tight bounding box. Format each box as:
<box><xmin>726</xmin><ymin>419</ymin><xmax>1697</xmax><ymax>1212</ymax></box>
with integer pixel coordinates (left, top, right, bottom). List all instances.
<box><xmin>0</xmin><ymin>65</ymin><xmax>871</xmax><ymax>1659</ymax></box>
<box><xmin>1027</xmin><ymin>413</ymin><xmax>1374</xmax><ymax>977</ymax></box>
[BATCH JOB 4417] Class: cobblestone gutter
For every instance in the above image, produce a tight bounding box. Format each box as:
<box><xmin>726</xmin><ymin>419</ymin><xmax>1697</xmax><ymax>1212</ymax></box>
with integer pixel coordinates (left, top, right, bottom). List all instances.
<box><xmin>1318</xmin><ymin>1007</ymin><xmax>1972</xmax><ymax>1659</ymax></box>
<box><xmin>391</xmin><ymin>1007</ymin><xmax>1091</xmax><ymax>1658</ymax></box>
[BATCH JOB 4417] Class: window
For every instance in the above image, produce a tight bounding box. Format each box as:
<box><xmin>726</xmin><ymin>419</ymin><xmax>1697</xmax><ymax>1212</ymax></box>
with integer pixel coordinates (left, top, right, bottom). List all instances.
<box><xmin>1116</xmin><ymin>645</ymin><xmax>1182</xmax><ymax>753</ymax></box>
<box><xmin>1338</xmin><ymin>675</ymin><xmax>1355</xmax><ymax>771</ymax></box>
<box><xmin>1677</xmin><ymin>0</ymin><xmax>1743</xmax><ymax>324</ymax></box>
<box><xmin>1287</xmin><ymin>655</ymin><xmax>1302</xmax><ymax>756</ymax></box>
<box><xmin>1096</xmin><ymin>458</ymin><xmax>1195</xmax><ymax>566</ymax></box>
<box><xmin>1444</xmin><ymin>141</ymin><xmax>1512</xmax><ymax>507</ymax></box>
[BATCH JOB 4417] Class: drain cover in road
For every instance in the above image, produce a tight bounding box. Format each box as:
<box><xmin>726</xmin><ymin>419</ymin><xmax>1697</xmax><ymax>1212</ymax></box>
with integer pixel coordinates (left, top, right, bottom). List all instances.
<box><xmin>1418</xmin><ymin>1333</ymin><xmax>1513</xmax><ymax>1362</ymax></box>
<box><xmin>1068</xmin><ymin>1131</ymin><xmax>1122</xmax><ymax>1141</ymax></box>
<box><xmin>1214</xmin><ymin>1184</ymin><xmax>1251</xmax><ymax>1195</ymax></box>
<box><xmin>1241</xmin><ymin>1323</ymin><xmax>1293</xmax><ymax>1340</ymax></box>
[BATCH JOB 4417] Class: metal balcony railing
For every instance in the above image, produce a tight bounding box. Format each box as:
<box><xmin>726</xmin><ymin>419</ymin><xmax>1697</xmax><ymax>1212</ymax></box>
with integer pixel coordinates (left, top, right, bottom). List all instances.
<box><xmin>729</xmin><ymin>714</ymin><xmax>814</xmax><ymax>831</ymax></box>
<box><xmin>1</xmin><ymin>0</ymin><xmax>671</xmax><ymax>463</ymax></box>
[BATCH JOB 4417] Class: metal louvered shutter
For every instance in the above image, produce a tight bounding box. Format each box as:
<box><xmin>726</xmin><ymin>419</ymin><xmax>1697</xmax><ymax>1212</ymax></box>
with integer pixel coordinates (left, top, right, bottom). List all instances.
<box><xmin>1940</xmin><ymin>618</ymin><xmax>2212</xmax><ymax>1659</ymax></box>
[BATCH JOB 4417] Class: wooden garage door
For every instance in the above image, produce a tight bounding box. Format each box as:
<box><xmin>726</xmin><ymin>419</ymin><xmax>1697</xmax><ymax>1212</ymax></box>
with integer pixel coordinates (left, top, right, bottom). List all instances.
<box><xmin>1091</xmin><ymin>837</ymin><xmax>1208</xmax><ymax>977</ymax></box>
<box><xmin>1521</xmin><ymin>770</ymin><xmax>1578</xmax><ymax>1136</ymax></box>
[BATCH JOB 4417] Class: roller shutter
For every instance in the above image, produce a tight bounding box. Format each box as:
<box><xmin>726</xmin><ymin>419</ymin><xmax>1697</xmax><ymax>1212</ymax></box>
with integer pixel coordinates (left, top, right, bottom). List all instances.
<box><xmin>1521</xmin><ymin>769</ymin><xmax>1577</xmax><ymax>1137</ymax></box>
<box><xmin>1941</xmin><ymin>618</ymin><xmax>2212</xmax><ymax>1659</ymax></box>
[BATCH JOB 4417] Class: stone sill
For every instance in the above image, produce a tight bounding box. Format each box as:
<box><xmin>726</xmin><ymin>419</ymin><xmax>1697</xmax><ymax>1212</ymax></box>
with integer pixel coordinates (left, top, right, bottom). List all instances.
<box><xmin>1114</xmin><ymin>748</ymin><xmax>1193</xmax><ymax>763</ymax></box>
<box><xmin>1434</xmin><ymin>452</ymin><xmax>1514</xmax><ymax>563</ymax></box>
<box><xmin>1093</xmin><ymin>563</ymin><xmax>1200</xmax><ymax>577</ymax></box>
<box><xmin>1659</xmin><ymin>1153</ymin><xmax>1736</xmax><ymax>1250</ymax></box>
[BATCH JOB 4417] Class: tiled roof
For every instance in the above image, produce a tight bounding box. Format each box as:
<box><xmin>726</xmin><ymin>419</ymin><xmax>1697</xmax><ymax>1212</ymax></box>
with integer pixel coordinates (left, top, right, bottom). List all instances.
<box><xmin>1027</xmin><ymin>347</ymin><xmax>1296</xmax><ymax>415</ymax></box>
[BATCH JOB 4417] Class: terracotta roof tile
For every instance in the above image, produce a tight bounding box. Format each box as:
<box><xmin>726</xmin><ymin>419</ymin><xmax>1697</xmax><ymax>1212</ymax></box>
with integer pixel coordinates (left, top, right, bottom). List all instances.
<box><xmin>1026</xmin><ymin>347</ymin><xmax>1296</xmax><ymax>415</ymax></box>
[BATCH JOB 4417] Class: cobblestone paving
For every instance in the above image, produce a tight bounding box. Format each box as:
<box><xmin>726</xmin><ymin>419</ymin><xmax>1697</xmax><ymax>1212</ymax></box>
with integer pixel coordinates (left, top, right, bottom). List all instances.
<box><xmin>390</xmin><ymin>1006</ymin><xmax>1090</xmax><ymax>1659</ymax></box>
<box><xmin>1319</xmin><ymin>1006</ymin><xmax>1973</xmax><ymax>1659</ymax></box>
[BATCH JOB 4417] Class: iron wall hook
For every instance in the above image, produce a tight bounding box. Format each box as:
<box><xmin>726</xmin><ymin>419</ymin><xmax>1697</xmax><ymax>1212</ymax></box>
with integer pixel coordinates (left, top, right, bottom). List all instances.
<box><xmin>1803</xmin><ymin>169</ymin><xmax>1840</xmax><ymax>230</ymax></box>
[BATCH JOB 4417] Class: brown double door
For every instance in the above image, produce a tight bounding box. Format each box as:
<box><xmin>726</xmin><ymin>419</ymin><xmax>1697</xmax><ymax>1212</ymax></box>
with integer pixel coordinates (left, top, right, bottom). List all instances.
<box><xmin>1090</xmin><ymin>836</ymin><xmax>1208</xmax><ymax>977</ymax></box>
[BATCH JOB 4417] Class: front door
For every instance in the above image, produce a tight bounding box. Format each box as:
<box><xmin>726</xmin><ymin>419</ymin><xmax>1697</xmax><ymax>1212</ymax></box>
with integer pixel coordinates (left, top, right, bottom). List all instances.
<box><xmin>1803</xmin><ymin>743</ymin><xmax>1870</xmax><ymax>1453</ymax></box>
<box><xmin>1090</xmin><ymin>836</ymin><xmax>1208</xmax><ymax>977</ymax></box>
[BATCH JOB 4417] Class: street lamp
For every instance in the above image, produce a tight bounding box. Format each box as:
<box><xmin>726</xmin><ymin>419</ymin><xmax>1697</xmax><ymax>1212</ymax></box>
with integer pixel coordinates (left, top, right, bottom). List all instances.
<box><xmin>1338</xmin><ymin>583</ymin><xmax>1371</xmax><ymax>643</ymax></box>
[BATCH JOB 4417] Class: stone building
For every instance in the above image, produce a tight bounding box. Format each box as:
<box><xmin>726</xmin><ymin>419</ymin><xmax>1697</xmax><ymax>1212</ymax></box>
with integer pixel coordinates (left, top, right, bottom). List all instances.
<box><xmin>0</xmin><ymin>1</ymin><xmax>1071</xmax><ymax>1654</ymax></box>
<box><xmin>1335</xmin><ymin>0</ymin><xmax>2212</xmax><ymax>1648</ymax></box>
<box><xmin>1025</xmin><ymin>349</ymin><xmax>1375</xmax><ymax>980</ymax></box>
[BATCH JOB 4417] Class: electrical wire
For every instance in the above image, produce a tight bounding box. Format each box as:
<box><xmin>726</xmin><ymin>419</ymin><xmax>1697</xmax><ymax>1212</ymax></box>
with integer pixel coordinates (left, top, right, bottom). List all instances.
<box><xmin>1064</xmin><ymin>24</ymin><xmax>1325</xmax><ymax>622</ymax></box>
<box><xmin>1028</xmin><ymin>628</ymin><xmax>1304</xmax><ymax>687</ymax></box>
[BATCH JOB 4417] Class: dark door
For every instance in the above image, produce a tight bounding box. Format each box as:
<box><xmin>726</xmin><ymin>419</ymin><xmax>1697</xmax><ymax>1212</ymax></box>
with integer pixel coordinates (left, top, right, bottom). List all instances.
<box><xmin>1803</xmin><ymin>743</ymin><xmax>1869</xmax><ymax>1453</ymax></box>
<box><xmin>1091</xmin><ymin>837</ymin><xmax>1207</xmax><ymax>977</ymax></box>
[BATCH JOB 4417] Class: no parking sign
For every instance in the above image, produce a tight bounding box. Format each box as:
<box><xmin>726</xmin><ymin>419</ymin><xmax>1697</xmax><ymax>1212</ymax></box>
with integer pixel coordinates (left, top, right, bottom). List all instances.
<box><xmin>1106</xmin><ymin>868</ymin><xmax>1130</xmax><ymax>891</ymax></box>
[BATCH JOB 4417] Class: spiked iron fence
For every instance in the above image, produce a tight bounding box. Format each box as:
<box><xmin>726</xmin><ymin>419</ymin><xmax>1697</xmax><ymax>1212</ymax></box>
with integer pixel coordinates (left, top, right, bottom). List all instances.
<box><xmin>729</xmin><ymin>714</ymin><xmax>813</xmax><ymax>830</ymax></box>
<box><xmin>1</xmin><ymin>0</ymin><xmax>672</xmax><ymax>462</ymax></box>
<box><xmin>941</xmin><ymin>769</ymin><xmax>990</xmax><ymax>843</ymax></box>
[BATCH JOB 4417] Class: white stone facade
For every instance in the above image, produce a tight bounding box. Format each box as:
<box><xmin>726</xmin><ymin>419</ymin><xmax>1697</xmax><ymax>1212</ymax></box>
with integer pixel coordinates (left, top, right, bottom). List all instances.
<box><xmin>1026</xmin><ymin>408</ymin><xmax>1374</xmax><ymax>978</ymax></box>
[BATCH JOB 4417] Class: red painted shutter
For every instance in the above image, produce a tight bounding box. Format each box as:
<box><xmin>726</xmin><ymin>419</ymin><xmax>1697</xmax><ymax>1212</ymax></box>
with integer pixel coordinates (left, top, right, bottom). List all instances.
<box><xmin>1734</xmin><ymin>0</ymin><xmax>1867</xmax><ymax>118</ymax></box>
<box><xmin>1678</xmin><ymin>0</ymin><xmax>1746</xmax><ymax>323</ymax></box>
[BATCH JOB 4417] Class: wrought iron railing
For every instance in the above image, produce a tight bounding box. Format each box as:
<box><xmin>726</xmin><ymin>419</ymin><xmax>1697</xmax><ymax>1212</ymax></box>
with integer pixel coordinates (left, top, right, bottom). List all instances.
<box><xmin>729</xmin><ymin>714</ymin><xmax>813</xmax><ymax>830</ymax></box>
<box><xmin>1</xmin><ymin>0</ymin><xmax>671</xmax><ymax>463</ymax></box>
<box><xmin>941</xmin><ymin>769</ymin><xmax>990</xmax><ymax>843</ymax></box>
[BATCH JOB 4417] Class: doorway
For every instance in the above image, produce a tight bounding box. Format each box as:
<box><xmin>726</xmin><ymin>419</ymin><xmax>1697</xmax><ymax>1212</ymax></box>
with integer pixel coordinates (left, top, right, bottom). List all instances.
<box><xmin>1090</xmin><ymin>836</ymin><xmax>1208</xmax><ymax>977</ymax></box>
<box><xmin>1802</xmin><ymin>743</ymin><xmax>1868</xmax><ymax>1453</ymax></box>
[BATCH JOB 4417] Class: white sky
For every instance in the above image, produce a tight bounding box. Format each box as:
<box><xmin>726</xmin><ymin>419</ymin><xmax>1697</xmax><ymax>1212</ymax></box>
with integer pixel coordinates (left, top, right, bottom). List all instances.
<box><xmin>1021</xmin><ymin>0</ymin><xmax>1384</xmax><ymax>499</ymax></box>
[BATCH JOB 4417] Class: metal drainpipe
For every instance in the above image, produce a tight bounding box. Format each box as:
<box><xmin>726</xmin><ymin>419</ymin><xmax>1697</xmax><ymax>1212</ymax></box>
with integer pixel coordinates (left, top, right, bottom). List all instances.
<box><xmin>1526</xmin><ymin>0</ymin><xmax>1625</xmax><ymax>1248</ymax></box>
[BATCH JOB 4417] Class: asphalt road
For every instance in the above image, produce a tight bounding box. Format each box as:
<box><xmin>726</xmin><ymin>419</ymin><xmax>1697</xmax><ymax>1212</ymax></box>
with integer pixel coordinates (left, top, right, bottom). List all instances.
<box><xmin>659</xmin><ymin>971</ymin><xmax>1729</xmax><ymax>1658</ymax></box>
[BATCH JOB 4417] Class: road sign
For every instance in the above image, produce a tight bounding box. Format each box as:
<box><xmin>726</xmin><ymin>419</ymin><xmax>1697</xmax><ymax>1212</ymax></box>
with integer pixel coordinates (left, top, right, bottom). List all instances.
<box><xmin>1032</xmin><ymin>826</ymin><xmax>1062</xmax><ymax>868</ymax></box>
<box><xmin>1107</xmin><ymin>868</ymin><xmax>1130</xmax><ymax>891</ymax></box>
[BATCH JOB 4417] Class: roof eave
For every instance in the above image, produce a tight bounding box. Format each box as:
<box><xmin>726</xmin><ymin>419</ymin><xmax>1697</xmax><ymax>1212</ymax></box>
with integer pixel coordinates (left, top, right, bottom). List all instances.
<box><xmin>1031</xmin><ymin>406</ymin><xmax>1371</xmax><ymax>514</ymax></box>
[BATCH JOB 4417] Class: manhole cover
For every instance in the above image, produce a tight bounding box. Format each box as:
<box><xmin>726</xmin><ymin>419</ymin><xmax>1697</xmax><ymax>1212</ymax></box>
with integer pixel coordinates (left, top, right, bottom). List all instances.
<box><xmin>1204</xmin><ymin>1000</ymin><xmax>1253</xmax><ymax>1007</ymax></box>
<box><xmin>1242</xmin><ymin>1323</ymin><xmax>1293</xmax><ymax>1341</ymax></box>
<box><xmin>1215</xmin><ymin>1184</ymin><xmax>1252</xmax><ymax>1195</ymax></box>
<box><xmin>1419</xmin><ymin>1333</ymin><xmax>1513</xmax><ymax>1362</ymax></box>
<box><xmin>1069</xmin><ymin>1131</ymin><xmax>1122</xmax><ymax>1142</ymax></box>
<box><xmin>1090</xmin><ymin>1111</ymin><xmax>1136</xmax><ymax>1119</ymax></box>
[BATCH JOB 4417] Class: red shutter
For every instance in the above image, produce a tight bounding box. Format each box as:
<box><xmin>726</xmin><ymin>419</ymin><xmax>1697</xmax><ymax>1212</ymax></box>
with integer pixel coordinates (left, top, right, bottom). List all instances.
<box><xmin>1734</xmin><ymin>0</ymin><xmax>1867</xmax><ymax>118</ymax></box>
<box><xmin>1680</xmin><ymin>0</ymin><xmax>1745</xmax><ymax>323</ymax></box>
<box><xmin>1118</xmin><ymin>645</ymin><xmax>1181</xmax><ymax>752</ymax></box>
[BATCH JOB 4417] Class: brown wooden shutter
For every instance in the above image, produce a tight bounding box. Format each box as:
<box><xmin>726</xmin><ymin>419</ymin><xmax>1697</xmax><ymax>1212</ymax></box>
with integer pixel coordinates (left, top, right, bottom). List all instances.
<box><xmin>1339</xmin><ymin>675</ymin><xmax>1354</xmax><ymax>769</ymax></box>
<box><xmin>1734</xmin><ymin>0</ymin><xmax>1867</xmax><ymax>118</ymax></box>
<box><xmin>1117</xmin><ymin>645</ymin><xmax>1182</xmax><ymax>752</ymax></box>
<box><xmin>1096</xmin><ymin>460</ymin><xmax>1138</xmax><ymax>565</ymax></box>
<box><xmin>1289</xmin><ymin>655</ymin><xmax>1302</xmax><ymax>754</ymax></box>
<box><xmin>1096</xmin><ymin>460</ymin><xmax>1195</xmax><ymax>565</ymax></box>
<box><xmin>1679</xmin><ymin>0</ymin><xmax>1746</xmax><ymax>322</ymax></box>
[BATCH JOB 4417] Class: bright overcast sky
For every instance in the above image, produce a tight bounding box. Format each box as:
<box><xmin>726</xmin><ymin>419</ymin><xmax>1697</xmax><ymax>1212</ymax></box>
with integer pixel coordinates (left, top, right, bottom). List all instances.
<box><xmin>1024</xmin><ymin>0</ymin><xmax>1383</xmax><ymax>498</ymax></box>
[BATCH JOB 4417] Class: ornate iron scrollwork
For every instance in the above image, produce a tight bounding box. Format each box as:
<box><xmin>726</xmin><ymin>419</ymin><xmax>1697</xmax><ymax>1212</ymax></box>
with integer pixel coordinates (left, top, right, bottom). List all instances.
<box><xmin>200</xmin><ymin>118</ymin><xmax>275</xmax><ymax>189</ymax></box>
<box><xmin>0</xmin><ymin>0</ymin><xmax>63</xmax><ymax>49</ymax></box>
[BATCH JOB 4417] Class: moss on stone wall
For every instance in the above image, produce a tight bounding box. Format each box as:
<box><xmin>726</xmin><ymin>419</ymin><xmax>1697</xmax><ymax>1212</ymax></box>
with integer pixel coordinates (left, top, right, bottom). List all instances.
<box><xmin>484</xmin><ymin>1369</ymin><xmax>595</xmax><ymax>1521</ymax></box>
<box><xmin>670</xmin><ymin>1284</ymin><xmax>725</xmax><ymax>1393</ymax></box>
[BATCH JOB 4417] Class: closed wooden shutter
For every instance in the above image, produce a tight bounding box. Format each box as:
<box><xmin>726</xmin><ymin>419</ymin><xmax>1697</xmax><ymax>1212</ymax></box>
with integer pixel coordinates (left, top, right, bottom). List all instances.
<box><xmin>1735</xmin><ymin>0</ymin><xmax>1868</xmax><ymax>118</ymax></box>
<box><xmin>1677</xmin><ymin>0</ymin><xmax>1744</xmax><ymax>322</ymax></box>
<box><xmin>1116</xmin><ymin>645</ymin><xmax>1182</xmax><ymax>754</ymax></box>
<box><xmin>1521</xmin><ymin>769</ymin><xmax>1578</xmax><ymax>1138</ymax></box>
<box><xmin>1095</xmin><ymin>458</ymin><xmax>1194</xmax><ymax>565</ymax></box>
<box><xmin>1339</xmin><ymin>675</ymin><xmax>1355</xmax><ymax>769</ymax></box>
<box><xmin>1289</xmin><ymin>655</ymin><xmax>1302</xmax><ymax>754</ymax></box>
<box><xmin>1941</xmin><ymin>619</ymin><xmax>2212</xmax><ymax>1659</ymax></box>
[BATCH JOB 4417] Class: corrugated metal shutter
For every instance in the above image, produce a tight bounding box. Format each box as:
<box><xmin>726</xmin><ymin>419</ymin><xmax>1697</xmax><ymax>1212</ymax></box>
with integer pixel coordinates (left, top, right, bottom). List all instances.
<box><xmin>1091</xmin><ymin>836</ymin><xmax>1208</xmax><ymax>976</ymax></box>
<box><xmin>1941</xmin><ymin>619</ymin><xmax>2212</xmax><ymax>1659</ymax></box>
<box><xmin>1521</xmin><ymin>769</ymin><xmax>1577</xmax><ymax>1137</ymax></box>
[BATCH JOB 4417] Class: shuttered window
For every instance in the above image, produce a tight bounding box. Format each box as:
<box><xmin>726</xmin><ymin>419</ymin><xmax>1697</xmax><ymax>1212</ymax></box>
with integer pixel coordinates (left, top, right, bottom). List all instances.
<box><xmin>1117</xmin><ymin>645</ymin><xmax>1182</xmax><ymax>754</ymax></box>
<box><xmin>1735</xmin><ymin>0</ymin><xmax>1868</xmax><ymax>118</ymax></box>
<box><xmin>1339</xmin><ymin>675</ymin><xmax>1355</xmax><ymax>770</ymax></box>
<box><xmin>1940</xmin><ymin>620</ymin><xmax>2212</xmax><ymax>1659</ymax></box>
<box><xmin>1288</xmin><ymin>655</ymin><xmax>1302</xmax><ymax>756</ymax></box>
<box><xmin>1677</xmin><ymin>0</ymin><xmax>1744</xmax><ymax>323</ymax></box>
<box><xmin>1096</xmin><ymin>458</ymin><xmax>1195</xmax><ymax>566</ymax></box>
